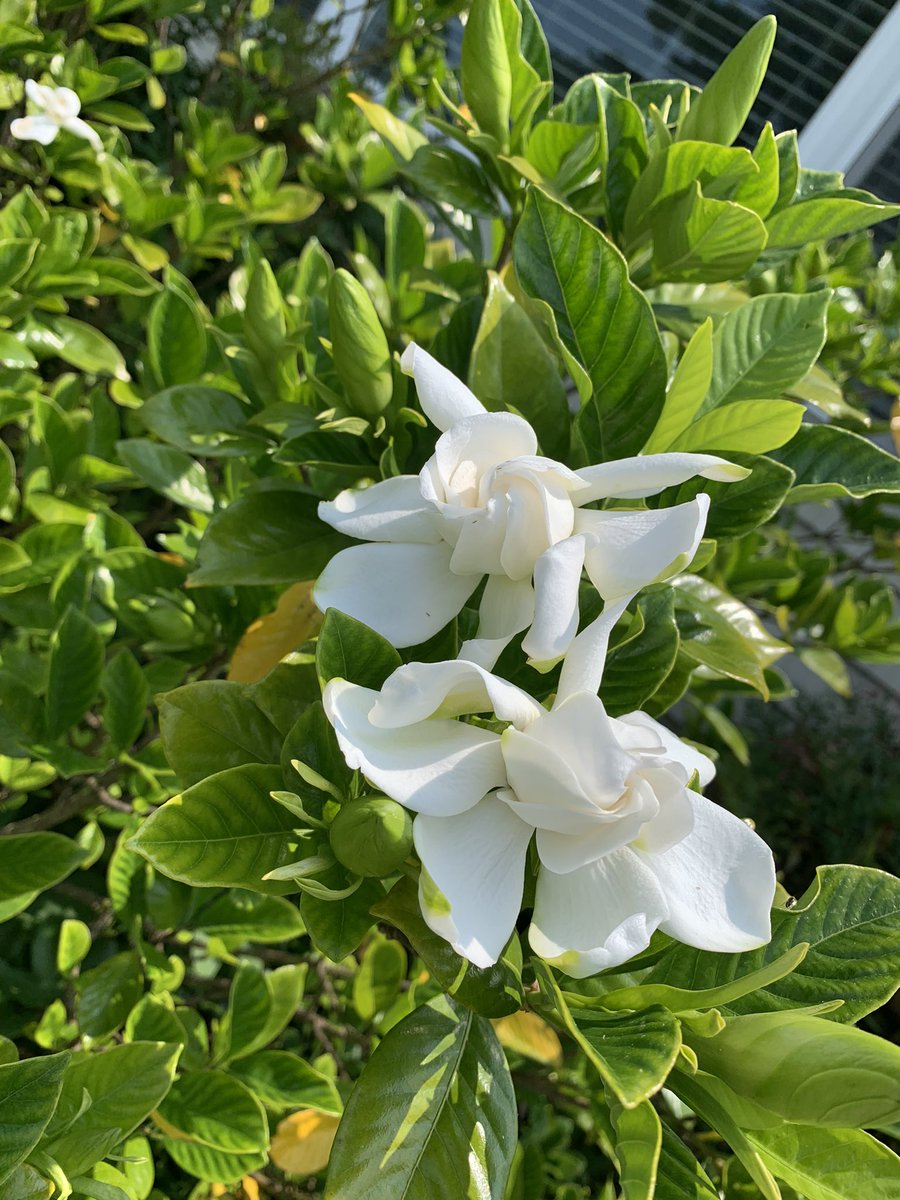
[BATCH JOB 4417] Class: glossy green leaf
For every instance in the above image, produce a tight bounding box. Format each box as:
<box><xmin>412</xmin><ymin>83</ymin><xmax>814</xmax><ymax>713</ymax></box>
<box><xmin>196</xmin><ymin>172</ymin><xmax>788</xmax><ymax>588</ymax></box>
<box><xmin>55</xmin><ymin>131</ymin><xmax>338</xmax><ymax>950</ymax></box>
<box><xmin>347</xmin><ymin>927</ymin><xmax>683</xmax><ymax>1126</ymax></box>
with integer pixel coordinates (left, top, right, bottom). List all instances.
<box><xmin>161</xmin><ymin>1138</ymin><xmax>266</xmax><ymax>1185</ymax></box>
<box><xmin>42</xmin><ymin>1042</ymin><xmax>180</xmax><ymax>1177</ymax></box>
<box><xmin>373</xmin><ymin>877</ymin><xmax>524</xmax><ymax>1018</ymax></box>
<box><xmin>214</xmin><ymin>961</ymin><xmax>306</xmax><ymax>1063</ymax></box>
<box><xmin>0</xmin><ymin>1053</ymin><xmax>68</xmax><ymax>1187</ymax></box>
<box><xmin>468</xmin><ymin>272</ymin><xmax>569</xmax><ymax>459</ymax></box>
<box><xmin>775</xmin><ymin>424</ymin><xmax>900</xmax><ymax>502</ymax></box>
<box><xmin>316</xmin><ymin>608</ymin><xmax>402</xmax><ymax>691</ymax></box>
<box><xmin>350</xmin><ymin>93</ymin><xmax>427</xmax><ymax>160</ymax></box>
<box><xmin>611</xmin><ymin>1100</ymin><xmax>661</xmax><ymax>1200</ymax></box>
<box><xmin>44</xmin><ymin>316</ymin><xmax>129</xmax><ymax>381</ymax></box>
<box><xmin>115</xmin><ymin>439</ymin><xmax>214</xmax><ymax>514</ymax></box>
<box><xmin>514</xmin><ymin>188</ymin><xmax>667</xmax><ymax>458</ymax></box>
<box><xmin>324</xmin><ymin>993</ymin><xmax>516</xmax><ymax>1200</ymax></box>
<box><xmin>658</xmin><ymin>454</ymin><xmax>795</xmax><ymax>537</ymax></box>
<box><xmin>147</xmin><ymin>283</ymin><xmax>207</xmax><ymax>388</ymax></box>
<box><xmin>194</xmin><ymin>890</ymin><xmax>304</xmax><ymax>945</ymax></box>
<box><xmin>644</xmin><ymin>865</ymin><xmax>900</xmax><ymax>1024</ymax></box>
<box><xmin>301</xmin><ymin>878</ymin><xmax>384</xmax><ymax>961</ymax></box>
<box><xmin>704</xmin><ymin>292</ymin><xmax>830</xmax><ymax>410</ymax></box>
<box><xmin>328</xmin><ymin>269</ymin><xmax>393</xmax><ymax>419</ymax></box>
<box><xmin>460</xmin><ymin>0</ymin><xmax>514</xmax><ymax>145</ymax></box>
<box><xmin>600</xmin><ymin>588</ymin><xmax>680</xmax><ymax>716</ymax></box>
<box><xmin>156</xmin><ymin>1070</ymin><xmax>268</xmax><ymax>1153</ymax></box>
<box><xmin>230</xmin><ymin>1051</ymin><xmax>342</xmax><ymax>1114</ymax></box>
<box><xmin>353</xmin><ymin>936</ymin><xmax>408</xmax><ymax>1021</ymax></box>
<box><xmin>158</xmin><ymin>679</ymin><xmax>284</xmax><ymax>787</ymax></box>
<box><xmin>677</xmin><ymin>16</ymin><xmax>776</xmax><ymax>145</ymax></box>
<box><xmin>129</xmin><ymin>764</ymin><xmax>297</xmax><ymax>891</ymax></box>
<box><xmin>75</xmin><ymin>950</ymin><xmax>143</xmax><ymax>1038</ymax></box>
<box><xmin>101</xmin><ymin>649</ymin><xmax>150</xmax><ymax>752</ymax></box>
<box><xmin>45</xmin><ymin>606</ymin><xmax>105</xmax><ymax>739</ymax></box>
<box><xmin>139</xmin><ymin>386</ymin><xmax>264</xmax><ymax>458</ymax></box>
<box><xmin>765</xmin><ymin>189</ymin><xmax>900</xmax><ymax>249</ymax></box>
<box><xmin>655</xmin><ymin>1125</ymin><xmax>720</xmax><ymax>1200</ymax></box>
<box><xmin>669</xmin><ymin>398</ymin><xmax>803</xmax><ymax>455</ymax></box>
<box><xmin>191</xmin><ymin>490</ymin><xmax>348</xmax><ymax>586</ymax></box>
<box><xmin>643</xmin><ymin>319</ymin><xmax>712</xmax><ymax>452</ymax></box>
<box><xmin>745</xmin><ymin>1125</ymin><xmax>900</xmax><ymax>1200</ymax></box>
<box><xmin>650</xmin><ymin>185</ymin><xmax>767</xmax><ymax>283</ymax></box>
<box><xmin>0</xmin><ymin>834</ymin><xmax>86</xmax><ymax>903</ymax></box>
<box><xmin>56</xmin><ymin>919</ymin><xmax>91</xmax><ymax>975</ymax></box>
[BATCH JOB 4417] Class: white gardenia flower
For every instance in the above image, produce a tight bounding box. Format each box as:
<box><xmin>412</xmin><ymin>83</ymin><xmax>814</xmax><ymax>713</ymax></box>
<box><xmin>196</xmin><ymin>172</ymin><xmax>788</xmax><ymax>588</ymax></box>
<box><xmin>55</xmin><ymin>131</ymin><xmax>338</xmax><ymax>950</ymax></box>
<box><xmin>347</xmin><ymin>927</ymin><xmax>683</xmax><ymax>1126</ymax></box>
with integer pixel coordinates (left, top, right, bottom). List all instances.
<box><xmin>323</xmin><ymin>657</ymin><xmax>775</xmax><ymax>978</ymax></box>
<box><xmin>314</xmin><ymin>343</ymin><xmax>749</xmax><ymax>670</ymax></box>
<box><xmin>11</xmin><ymin>80</ymin><xmax>102</xmax><ymax>153</ymax></box>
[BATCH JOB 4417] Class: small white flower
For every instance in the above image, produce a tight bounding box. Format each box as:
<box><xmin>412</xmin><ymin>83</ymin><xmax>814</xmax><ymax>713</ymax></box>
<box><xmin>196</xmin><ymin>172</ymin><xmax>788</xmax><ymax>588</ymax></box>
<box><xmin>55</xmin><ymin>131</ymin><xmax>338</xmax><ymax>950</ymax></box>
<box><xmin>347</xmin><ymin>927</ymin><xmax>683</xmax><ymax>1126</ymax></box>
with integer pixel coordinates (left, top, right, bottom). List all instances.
<box><xmin>315</xmin><ymin>343</ymin><xmax>748</xmax><ymax>672</ymax></box>
<box><xmin>11</xmin><ymin>80</ymin><xmax>102</xmax><ymax>153</ymax></box>
<box><xmin>323</xmin><ymin>657</ymin><xmax>775</xmax><ymax>978</ymax></box>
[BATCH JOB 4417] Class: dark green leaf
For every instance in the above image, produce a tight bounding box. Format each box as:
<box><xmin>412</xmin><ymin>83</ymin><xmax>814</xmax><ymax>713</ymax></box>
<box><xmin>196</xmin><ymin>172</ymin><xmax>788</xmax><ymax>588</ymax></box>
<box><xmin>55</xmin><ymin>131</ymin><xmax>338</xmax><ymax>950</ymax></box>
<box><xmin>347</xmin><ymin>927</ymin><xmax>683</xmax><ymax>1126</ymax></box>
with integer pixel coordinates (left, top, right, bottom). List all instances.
<box><xmin>0</xmin><ymin>1053</ymin><xmax>68</xmax><ymax>1187</ymax></box>
<box><xmin>76</xmin><ymin>950</ymin><xmax>143</xmax><ymax>1038</ymax></box>
<box><xmin>316</xmin><ymin>609</ymin><xmax>402</xmax><ymax>691</ymax></box>
<box><xmin>774</xmin><ymin>424</ymin><xmax>900</xmax><ymax>502</ymax></box>
<box><xmin>45</xmin><ymin>606</ymin><xmax>105</xmax><ymax>739</ymax></box>
<box><xmin>230</xmin><ymin>1051</ymin><xmax>341</xmax><ymax>1114</ymax></box>
<box><xmin>302</xmin><ymin>878</ymin><xmax>385</xmax><ymax>961</ymax></box>
<box><xmin>147</xmin><ymin>283</ymin><xmax>207</xmax><ymax>387</ymax></box>
<box><xmin>0</xmin><ymin>833</ymin><xmax>86</xmax><ymax>903</ymax></box>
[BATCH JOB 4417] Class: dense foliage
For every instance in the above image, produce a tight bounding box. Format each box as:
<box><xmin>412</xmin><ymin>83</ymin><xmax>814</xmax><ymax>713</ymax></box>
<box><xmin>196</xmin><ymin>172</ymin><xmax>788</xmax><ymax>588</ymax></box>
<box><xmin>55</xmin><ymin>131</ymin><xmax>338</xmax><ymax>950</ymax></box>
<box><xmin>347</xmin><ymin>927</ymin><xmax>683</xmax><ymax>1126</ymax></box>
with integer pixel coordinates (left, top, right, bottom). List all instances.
<box><xmin>1</xmin><ymin>1</ymin><xmax>899</xmax><ymax>1198</ymax></box>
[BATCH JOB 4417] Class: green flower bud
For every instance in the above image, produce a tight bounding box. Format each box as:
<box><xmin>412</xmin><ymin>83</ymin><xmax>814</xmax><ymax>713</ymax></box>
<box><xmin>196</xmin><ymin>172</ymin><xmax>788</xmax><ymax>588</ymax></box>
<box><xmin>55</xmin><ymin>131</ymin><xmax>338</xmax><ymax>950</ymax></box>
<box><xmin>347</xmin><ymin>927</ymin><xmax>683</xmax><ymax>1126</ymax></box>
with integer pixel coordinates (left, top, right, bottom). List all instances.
<box><xmin>328</xmin><ymin>269</ymin><xmax>393</xmax><ymax>419</ymax></box>
<box><xmin>329</xmin><ymin>795</ymin><xmax>413</xmax><ymax>877</ymax></box>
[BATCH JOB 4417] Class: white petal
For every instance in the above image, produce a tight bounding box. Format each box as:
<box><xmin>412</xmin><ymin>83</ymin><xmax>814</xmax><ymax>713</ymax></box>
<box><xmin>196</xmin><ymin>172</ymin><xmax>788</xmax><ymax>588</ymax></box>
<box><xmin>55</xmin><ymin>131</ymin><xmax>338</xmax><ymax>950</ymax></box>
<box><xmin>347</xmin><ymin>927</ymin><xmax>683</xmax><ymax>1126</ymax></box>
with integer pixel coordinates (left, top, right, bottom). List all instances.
<box><xmin>628</xmin><ymin>767</ymin><xmax>695</xmax><ymax>854</ymax></box>
<box><xmin>10</xmin><ymin>115</ymin><xmax>59</xmax><ymax>145</ymax></box>
<box><xmin>522</xmin><ymin>535</ymin><xmax>586</xmax><ymax>668</ymax></box>
<box><xmin>536</xmin><ymin>793</ymin><xmax>655</xmax><ymax>871</ymax></box>
<box><xmin>318</xmin><ymin>476</ymin><xmax>440</xmax><ymax>543</ymax></box>
<box><xmin>62</xmin><ymin>116</ymin><xmax>102</xmax><ymax>151</ymax></box>
<box><xmin>323</xmin><ymin>679</ymin><xmax>506</xmax><ymax>816</ymax></box>
<box><xmin>313</xmin><ymin>542</ymin><xmax>479</xmax><ymax>648</ymax></box>
<box><xmin>574</xmin><ymin>453</ymin><xmax>750</xmax><ymax>502</ymax></box>
<box><xmin>400</xmin><ymin>342</ymin><xmax>486</xmax><ymax>431</ymax></box>
<box><xmin>25</xmin><ymin>79</ymin><xmax>48</xmax><ymax>105</ymax></box>
<box><xmin>369</xmin><ymin>657</ymin><xmax>544</xmax><ymax>730</ymax></box>
<box><xmin>458</xmin><ymin>575</ymin><xmax>535</xmax><ymax>670</ymax></box>
<box><xmin>499</xmin><ymin>475</ymin><xmax>572</xmax><ymax>581</ymax></box>
<box><xmin>638</xmin><ymin>790</ymin><xmax>775</xmax><ymax>952</ymax></box>
<box><xmin>51</xmin><ymin>86</ymin><xmax>81</xmax><ymax>118</ymax></box>
<box><xmin>578</xmin><ymin>495</ymin><xmax>710</xmax><ymax>601</ymax></box>
<box><xmin>529</xmin><ymin>848</ymin><xmax>668</xmax><ymax>978</ymax></box>
<box><xmin>614</xmin><ymin>711</ymin><xmax>716</xmax><ymax>787</ymax></box>
<box><xmin>414</xmin><ymin>796</ymin><xmax>533</xmax><ymax>967</ymax></box>
<box><xmin>555</xmin><ymin>595</ymin><xmax>631</xmax><ymax>703</ymax></box>
<box><xmin>432</xmin><ymin>413</ymin><xmax>537</xmax><ymax>505</ymax></box>
<box><xmin>449</xmin><ymin>496</ymin><xmax>508</xmax><ymax>575</ymax></box>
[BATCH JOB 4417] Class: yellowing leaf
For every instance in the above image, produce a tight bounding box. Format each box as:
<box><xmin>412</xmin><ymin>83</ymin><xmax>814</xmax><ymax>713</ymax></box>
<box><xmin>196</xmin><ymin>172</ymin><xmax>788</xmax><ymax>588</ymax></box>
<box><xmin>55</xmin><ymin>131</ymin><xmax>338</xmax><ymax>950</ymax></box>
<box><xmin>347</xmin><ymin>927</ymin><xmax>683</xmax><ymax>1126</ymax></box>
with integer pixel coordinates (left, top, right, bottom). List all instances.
<box><xmin>210</xmin><ymin>1181</ymin><xmax>261</xmax><ymax>1200</ymax></box>
<box><xmin>269</xmin><ymin>1108</ymin><xmax>340</xmax><ymax>1177</ymax></box>
<box><xmin>891</xmin><ymin>397</ymin><xmax>900</xmax><ymax>456</ymax></box>
<box><xmin>227</xmin><ymin>581</ymin><xmax>322</xmax><ymax>683</ymax></box>
<box><xmin>492</xmin><ymin>1010</ymin><xmax>563</xmax><ymax>1065</ymax></box>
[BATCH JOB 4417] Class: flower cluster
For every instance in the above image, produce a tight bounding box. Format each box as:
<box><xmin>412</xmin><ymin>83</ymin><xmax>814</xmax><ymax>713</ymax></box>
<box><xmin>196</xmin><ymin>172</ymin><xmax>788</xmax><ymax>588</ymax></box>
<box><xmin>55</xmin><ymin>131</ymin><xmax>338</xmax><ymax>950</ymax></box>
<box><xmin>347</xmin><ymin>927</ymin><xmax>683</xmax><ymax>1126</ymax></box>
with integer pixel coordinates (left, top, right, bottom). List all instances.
<box><xmin>315</xmin><ymin>345</ymin><xmax>776</xmax><ymax>975</ymax></box>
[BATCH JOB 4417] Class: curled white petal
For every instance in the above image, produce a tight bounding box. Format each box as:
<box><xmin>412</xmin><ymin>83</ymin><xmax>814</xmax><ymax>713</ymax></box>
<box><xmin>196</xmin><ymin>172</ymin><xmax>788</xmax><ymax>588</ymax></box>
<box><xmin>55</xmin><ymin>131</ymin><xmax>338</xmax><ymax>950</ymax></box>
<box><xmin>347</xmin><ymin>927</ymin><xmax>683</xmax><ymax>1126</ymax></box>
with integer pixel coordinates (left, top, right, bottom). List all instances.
<box><xmin>458</xmin><ymin>575</ymin><xmax>535</xmax><ymax>671</ymax></box>
<box><xmin>323</xmin><ymin>678</ymin><xmax>506</xmax><ymax>816</ymax></box>
<box><xmin>574</xmin><ymin>453</ymin><xmax>750</xmax><ymax>502</ymax></box>
<box><xmin>414</xmin><ymin>796</ymin><xmax>533</xmax><ymax>968</ymax></box>
<box><xmin>61</xmin><ymin>116</ymin><xmax>102</xmax><ymax>151</ymax></box>
<box><xmin>369</xmin><ymin>656</ymin><xmax>544</xmax><ymax>730</ymax></box>
<box><xmin>313</xmin><ymin>542</ymin><xmax>479</xmax><ymax>647</ymax></box>
<box><xmin>638</xmin><ymin>790</ymin><xmax>775</xmax><ymax>952</ymax></box>
<box><xmin>614</xmin><ymin>710</ymin><xmax>716</xmax><ymax>788</ymax></box>
<box><xmin>318</xmin><ymin>476</ymin><xmax>440</xmax><ymax>543</ymax></box>
<box><xmin>522</xmin><ymin>534</ymin><xmax>587</xmax><ymax>668</ymax></box>
<box><xmin>529</xmin><ymin>849</ymin><xmax>669</xmax><ymax>978</ymax></box>
<box><xmin>10</xmin><ymin>115</ymin><xmax>59</xmax><ymax>145</ymax></box>
<box><xmin>400</xmin><ymin>342</ymin><xmax>486</xmax><ymax>431</ymax></box>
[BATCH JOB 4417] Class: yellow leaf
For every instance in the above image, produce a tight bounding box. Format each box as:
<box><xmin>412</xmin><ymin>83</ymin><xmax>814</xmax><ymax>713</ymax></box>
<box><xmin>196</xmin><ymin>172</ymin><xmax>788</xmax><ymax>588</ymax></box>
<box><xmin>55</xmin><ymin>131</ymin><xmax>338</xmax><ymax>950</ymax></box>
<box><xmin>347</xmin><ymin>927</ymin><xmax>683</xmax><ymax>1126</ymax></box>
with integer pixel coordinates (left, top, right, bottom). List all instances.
<box><xmin>269</xmin><ymin>1109</ymin><xmax>341</xmax><ymax>1177</ymax></box>
<box><xmin>492</xmin><ymin>1011</ymin><xmax>563</xmax><ymax>1065</ymax></box>
<box><xmin>210</xmin><ymin>1181</ymin><xmax>261</xmax><ymax>1200</ymax></box>
<box><xmin>891</xmin><ymin>397</ymin><xmax>900</xmax><ymax>456</ymax></box>
<box><xmin>227</xmin><ymin>581</ymin><xmax>322</xmax><ymax>684</ymax></box>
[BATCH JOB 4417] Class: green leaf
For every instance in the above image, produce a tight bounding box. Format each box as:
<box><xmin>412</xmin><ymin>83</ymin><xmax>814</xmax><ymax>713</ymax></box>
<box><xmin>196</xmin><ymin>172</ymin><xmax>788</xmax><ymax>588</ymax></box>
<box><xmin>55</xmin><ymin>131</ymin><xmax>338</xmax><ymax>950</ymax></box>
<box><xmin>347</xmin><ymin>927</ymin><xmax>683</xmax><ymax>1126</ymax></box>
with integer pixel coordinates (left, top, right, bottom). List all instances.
<box><xmin>468</xmin><ymin>271</ymin><xmax>569</xmax><ymax>459</ymax></box>
<box><xmin>350</xmin><ymin>93</ymin><xmax>427</xmax><ymax>161</ymax></box>
<box><xmin>3</xmin><ymin>1164</ymin><xmax>54</xmax><ymax>1200</ymax></box>
<box><xmin>644</xmin><ymin>865</ymin><xmax>900</xmax><ymax>1024</ymax></box>
<box><xmin>158</xmin><ymin>679</ymin><xmax>284</xmax><ymax>787</ymax></box>
<box><xmin>745</xmin><ymin>1125</ymin><xmax>900</xmax><ymax>1200</ymax></box>
<box><xmin>0</xmin><ymin>1053</ymin><xmax>68</xmax><ymax>1187</ymax></box>
<box><xmin>57</xmin><ymin>919</ymin><xmax>91</xmax><ymax>975</ymax></box>
<box><xmin>302</xmin><ymin>878</ymin><xmax>384</xmax><ymax>961</ymax></box>
<box><xmin>461</xmin><ymin>0</ymin><xmax>514</xmax><ymax>145</ymax></box>
<box><xmin>774</xmin><ymin>424</ymin><xmax>900</xmax><ymax>502</ymax></box>
<box><xmin>0</xmin><ymin>331</ymin><xmax>37</xmax><ymax>369</ymax></box>
<box><xmin>140</xmin><ymin>386</ymin><xmax>264</xmax><ymax>458</ymax></box>
<box><xmin>45</xmin><ymin>606</ymin><xmax>105</xmax><ymax>739</ymax></box>
<box><xmin>693</xmin><ymin>1010</ymin><xmax>900</xmax><ymax>1128</ymax></box>
<box><xmin>650</xmin><ymin>185</ymin><xmax>767</xmax><ymax>283</ymax></box>
<box><xmin>156</xmin><ymin>1071</ymin><xmax>268</xmax><ymax>1154</ymax></box>
<box><xmin>765</xmin><ymin>189</ymin><xmax>900</xmax><ymax>249</ymax></box>
<box><xmin>328</xmin><ymin>269</ymin><xmax>393</xmax><ymax>420</ymax></box>
<box><xmin>798</xmin><ymin>646</ymin><xmax>852</xmax><ymax>697</ymax></box>
<box><xmin>643</xmin><ymin>319</ymin><xmax>713</xmax><ymax>452</ymax></box>
<box><xmin>704</xmin><ymin>292</ymin><xmax>830</xmax><ymax>410</ymax></box>
<box><xmin>654</xmin><ymin>1125</ymin><xmax>720</xmax><ymax>1200</ymax></box>
<box><xmin>534</xmin><ymin>961</ymin><xmax>681</xmax><ymax>1108</ymax></box>
<box><xmin>161</xmin><ymin>1138</ymin><xmax>266</xmax><ymax>1185</ymax></box>
<box><xmin>214</xmin><ymin>961</ymin><xmax>306</xmax><ymax>1063</ymax></box>
<box><xmin>670</xmin><ymin>398</ymin><xmax>803</xmax><ymax>455</ymax></box>
<box><xmin>353</xmin><ymin>936</ymin><xmax>408</xmax><ymax>1021</ymax></box>
<box><xmin>115</xmin><ymin>439</ymin><xmax>214</xmax><ymax>514</ymax></box>
<box><xmin>44</xmin><ymin>317</ymin><xmax>129</xmax><ymax>381</ymax></box>
<box><xmin>611</xmin><ymin>1100</ymin><xmax>662</xmax><ymax>1200</ymax></box>
<box><xmin>75</xmin><ymin>950</ymin><xmax>143</xmax><ymax>1038</ymax></box>
<box><xmin>601</xmin><ymin>588</ymin><xmax>680</xmax><ymax>716</ymax></box>
<box><xmin>229</xmin><ymin>1051</ymin><xmax>341</xmax><ymax>1114</ymax></box>
<box><xmin>514</xmin><ymin>188</ymin><xmax>667</xmax><ymax>458</ymax></box>
<box><xmin>373</xmin><ymin>877</ymin><xmax>524</xmax><ymax>1018</ymax></box>
<box><xmin>324</xmin><ymin>993</ymin><xmax>516</xmax><ymax>1200</ymax></box>
<box><xmin>402</xmin><ymin>145</ymin><xmax>498</xmax><ymax>216</ymax></box>
<box><xmin>43</xmin><ymin>1042</ymin><xmax>180</xmax><ymax>1177</ymax></box>
<box><xmin>101</xmin><ymin>649</ymin><xmax>150</xmax><ymax>752</ymax></box>
<box><xmin>0</xmin><ymin>834</ymin><xmax>86</xmax><ymax>903</ymax></box>
<box><xmin>316</xmin><ymin>608</ymin><xmax>403</xmax><ymax>691</ymax></box>
<box><xmin>677</xmin><ymin>16</ymin><xmax>776</xmax><ymax>145</ymax></box>
<box><xmin>194</xmin><ymin>891</ymin><xmax>304</xmax><ymax>946</ymax></box>
<box><xmin>129</xmin><ymin>764</ymin><xmax>297</xmax><ymax>892</ymax></box>
<box><xmin>0</xmin><ymin>238</ymin><xmax>39</xmax><ymax>288</ymax></box>
<box><xmin>147</xmin><ymin>283</ymin><xmax>207</xmax><ymax>387</ymax></box>
<box><xmin>658</xmin><ymin>454</ymin><xmax>795</xmax><ymax>537</ymax></box>
<box><xmin>191</xmin><ymin>490</ymin><xmax>348</xmax><ymax>586</ymax></box>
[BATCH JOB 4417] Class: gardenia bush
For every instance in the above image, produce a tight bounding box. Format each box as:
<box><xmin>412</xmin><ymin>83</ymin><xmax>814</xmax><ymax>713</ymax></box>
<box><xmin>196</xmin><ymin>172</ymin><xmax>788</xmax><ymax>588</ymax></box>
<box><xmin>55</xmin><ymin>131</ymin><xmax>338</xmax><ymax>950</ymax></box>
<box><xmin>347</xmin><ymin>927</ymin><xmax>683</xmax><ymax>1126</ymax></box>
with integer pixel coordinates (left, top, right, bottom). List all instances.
<box><xmin>1</xmin><ymin>2</ymin><xmax>900</xmax><ymax>1199</ymax></box>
